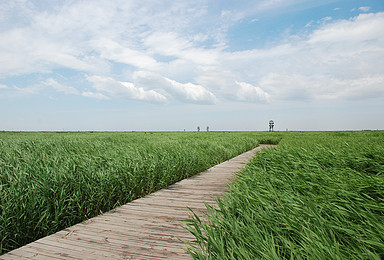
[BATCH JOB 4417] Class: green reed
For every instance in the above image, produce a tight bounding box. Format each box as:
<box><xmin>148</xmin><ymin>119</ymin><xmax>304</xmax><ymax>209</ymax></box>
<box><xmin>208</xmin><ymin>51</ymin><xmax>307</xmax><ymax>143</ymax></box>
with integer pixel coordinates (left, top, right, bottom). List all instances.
<box><xmin>185</xmin><ymin>131</ymin><xmax>384</xmax><ymax>259</ymax></box>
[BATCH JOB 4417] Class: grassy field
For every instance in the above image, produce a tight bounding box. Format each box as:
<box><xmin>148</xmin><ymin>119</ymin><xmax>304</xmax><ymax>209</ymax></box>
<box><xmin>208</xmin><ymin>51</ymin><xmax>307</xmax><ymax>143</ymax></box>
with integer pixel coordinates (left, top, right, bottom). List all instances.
<box><xmin>185</xmin><ymin>131</ymin><xmax>384</xmax><ymax>259</ymax></box>
<box><xmin>0</xmin><ymin>131</ymin><xmax>276</xmax><ymax>255</ymax></box>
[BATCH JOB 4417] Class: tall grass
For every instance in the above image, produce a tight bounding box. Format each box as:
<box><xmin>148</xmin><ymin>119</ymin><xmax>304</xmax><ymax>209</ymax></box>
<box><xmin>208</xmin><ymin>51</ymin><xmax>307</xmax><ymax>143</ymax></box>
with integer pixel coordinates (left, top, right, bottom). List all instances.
<box><xmin>185</xmin><ymin>131</ymin><xmax>384</xmax><ymax>259</ymax></box>
<box><xmin>0</xmin><ymin>131</ymin><xmax>269</xmax><ymax>254</ymax></box>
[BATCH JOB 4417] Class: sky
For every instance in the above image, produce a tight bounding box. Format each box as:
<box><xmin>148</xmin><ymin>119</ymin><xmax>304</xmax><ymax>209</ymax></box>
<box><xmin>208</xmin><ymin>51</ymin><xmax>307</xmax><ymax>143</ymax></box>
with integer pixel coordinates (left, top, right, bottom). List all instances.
<box><xmin>0</xmin><ymin>0</ymin><xmax>384</xmax><ymax>131</ymax></box>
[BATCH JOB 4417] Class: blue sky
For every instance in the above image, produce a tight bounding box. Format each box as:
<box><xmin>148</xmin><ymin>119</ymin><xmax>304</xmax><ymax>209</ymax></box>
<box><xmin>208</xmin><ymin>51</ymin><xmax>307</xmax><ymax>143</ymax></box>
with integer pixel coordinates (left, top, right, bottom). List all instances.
<box><xmin>1</xmin><ymin>0</ymin><xmax>383</xmax><ymax>131</ymax></box>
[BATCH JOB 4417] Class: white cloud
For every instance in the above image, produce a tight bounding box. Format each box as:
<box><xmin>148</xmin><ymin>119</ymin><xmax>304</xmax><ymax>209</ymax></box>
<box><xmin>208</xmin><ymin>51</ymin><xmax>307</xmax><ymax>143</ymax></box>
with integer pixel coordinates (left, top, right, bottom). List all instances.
<box><xmin>305</xmin><ymin>20</ymin><xmax>314</xmax><ymax>27</ymax></box>
<box><xmin>0</xmin><ymin>27</ymin><xmax>110</xmax><ymax>76</ymax></box>
<box><xmin>321</xmin><ymin>76</ymin><xmax>384</xmax><ymax>100</ymax></box>
<box><xmin>0</xmin><ymin>1</ymin><xmax>383</xmax><ymax>107</ymax></box>
<box><xmin>308</xmin><ymin>12</ymin><xmax>384</xmax><ymax>44</ymax></box>
<box><xmin>257</xmin><ymin>0</ymin><xmax>289</xmax><ymax>11</ymax></box>
<box><xmin>91</xmin><ymin>38</ymin><xmax>160</xmax><ymax>70</ymax></box>
<box><xmin>235</xmin><ymin>81</ymin><xmax>270</xmax><ymax>102</ymax></box>
<box><xmin>143</xmin><ymin>32</ymin><xmax>220</xmax><ymax>66</ymax></box>
<box><xmin>11</xmin><ymin>84</ymin><xmax>45</xmax><ymax>96</ymax></box>
<box><xmin>250</xmin><ymin>18</ymin><xmax>259</xmax><ymax>23</ymax></box>
<box><xmin>359</xmin><ymin>6</ymin><xmax>371</xmax><ymax>12</ymax></box>
<box><xmin>256</xmin><ymin>73</ymin><xmax>315</xmax><ymax>101</ymax></box>
<box><xmin>212</xmin><ymin>12</ymin><xmax>384</xmax><ymax>102</ymax></box>
<box><xmin>1</xmin><ymin>79</ymin><xmax>79</xmax><ymax>98</ymax></box>
<box><xmin>0</xmin><ymin>1</ymin><xmax>383</xmax><ymax>131</ymax></box>
<box><xmin>0</xmin><ymin>1</ymin><xmax>136</xmax><ymax>76</ymax></box>
<box><xmin>133</xmin><ymin>71</ymin><xmax>217</xmax><ymax>104</ymax></box>
<box><xmin>43</xmin><ymin>78</ymin><xmax>79</xmax><ymax>95</ymax></box>
<box><xmin>253</xmin><ymin>73</ymin><xmax>384</xmax><ymax>102</ymax></box>
<box><xmin>86</xmin><ymin>75</ymin><xmax>167</xmax><ymax>104</ymax></box>
<box><xmin>319</xmin><ymin>16</ymin><xmax>332</xmax><ymax>24</ymax></box>
<box><xmin>144</xmin><ymin>32</ymin><xmax>192</xmax><ymax>58</ymax></box>
<box><xmin>82</xmin><ymin>91</ymin><xmax>110</xmax><ymax>100</ymax></box>
<box><xmin>0</xmin><ymin>0</ymin><xmax>218</xmax><ymax>77</ymax></box>
<box><xmin>166</xmin><ymin>78</ymin><xmax>218</xmax><ymax>104</ymax></box>
<box><xmin>194</xmin><ymin>66</ymin><xmax>239</xmax><ymax>100</ymax></box>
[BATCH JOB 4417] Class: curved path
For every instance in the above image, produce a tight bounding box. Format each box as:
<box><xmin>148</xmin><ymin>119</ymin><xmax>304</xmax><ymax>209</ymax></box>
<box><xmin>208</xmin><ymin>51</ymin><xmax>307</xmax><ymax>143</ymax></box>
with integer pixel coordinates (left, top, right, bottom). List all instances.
<box><xmin>1</xmin><ymin>145</ymin><xmax>273</xmax><ymax>260</ymax></box>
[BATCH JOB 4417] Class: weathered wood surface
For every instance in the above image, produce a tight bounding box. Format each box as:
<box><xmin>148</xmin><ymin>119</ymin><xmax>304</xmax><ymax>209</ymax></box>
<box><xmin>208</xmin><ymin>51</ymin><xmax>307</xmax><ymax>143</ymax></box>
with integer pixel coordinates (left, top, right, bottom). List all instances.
<box><xmin>1</xmin><ymin>145</ymin><xmax>272</xmax><ymax>260</ymax></box>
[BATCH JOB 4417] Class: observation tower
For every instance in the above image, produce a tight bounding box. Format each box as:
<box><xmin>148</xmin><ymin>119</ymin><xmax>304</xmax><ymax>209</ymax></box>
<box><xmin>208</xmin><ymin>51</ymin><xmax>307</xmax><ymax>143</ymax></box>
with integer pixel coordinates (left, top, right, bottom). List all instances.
<box><xmin>269</xmin><ymin>120</ymin><xmax>274</xmax><ymax>132</ymax></box>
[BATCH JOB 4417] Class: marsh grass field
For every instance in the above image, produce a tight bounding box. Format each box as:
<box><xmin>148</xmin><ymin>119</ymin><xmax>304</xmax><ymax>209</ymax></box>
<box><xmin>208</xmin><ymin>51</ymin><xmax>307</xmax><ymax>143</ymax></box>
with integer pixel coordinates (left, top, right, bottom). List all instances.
<box><xmin>0</xmin><ymin>131</ymin><xmax>271</xmax><ymax>255</ymax></box>
<box><xmin>0</xmin><ymin>131</ymin><xmax>383</xmax><ymax>259</ymax></box>
<box><xmin>185</xmin><ymin>131</ymin><xmax>384</xmax><ymax>259</ymax></box>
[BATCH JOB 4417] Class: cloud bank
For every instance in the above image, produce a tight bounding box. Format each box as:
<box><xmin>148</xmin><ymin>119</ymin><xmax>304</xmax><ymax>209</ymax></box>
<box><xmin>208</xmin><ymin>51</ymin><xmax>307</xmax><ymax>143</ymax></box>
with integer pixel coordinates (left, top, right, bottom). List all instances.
<box><xmin>0</xmin><ymin>1</ymin><xmax>383</xmax><ymax>107</ymax></box>
<box><xmin>86</xmin><ymin>76</ymin><xmax>167</xmax><ymax>104</ymax></box>
<box><xmin>133</xmin><ymin>71</ymin><xmax>217</xmax><ymax>104</ymax></box>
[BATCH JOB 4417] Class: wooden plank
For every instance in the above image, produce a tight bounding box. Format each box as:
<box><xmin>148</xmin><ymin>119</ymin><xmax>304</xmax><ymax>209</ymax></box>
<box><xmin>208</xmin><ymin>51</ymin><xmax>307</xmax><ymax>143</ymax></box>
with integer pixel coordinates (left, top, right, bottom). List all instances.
<box><xmin>144</xmin><ymin>192</ymin><xmax>219</xmax><ymax>201</ymax></box>
<box><xmin>50</xmin><ymin>231</ymin><xmax>185</xmax><ymax>259</ymax></box>
<box><xmin>128</xmin><ymin>200</ymin><xmax>211</xmax><ymax>210</ymax></box>
<box><xmin>76</xmin><ymin>221</ymin><xmax>195</xmax><ymax>240</ymax></box>
<box><xmin>109</xmin><ymin>208</ymin><xmax>193</xmax><ymax>220</ymax></box>
<box><xmin>133</xmin><ymin>196</ymin><xmax>214</xmax><ymax>205</ymax></box>
<box><xmin>63</xmin><ymin>228</ymin><xmax>188</xmax><ymax>252</ymax></box>
<box><xmin>42</xmin><ymin>233</ymin><xmax>170</xmax><ymax>260</ymax></box>
<box><xmin>113</xmin><ymin>204</ymin><xmax>211</xmax><ymax>218</ymax></box>
<box><xmin>33</xmin><ymin>239</ymin><xmax>105</xmax><ymax>260</ymax></box>
<box><xmin>0</xmin><ymin>252</ymin><xmax>35</xmax><ymax>260</ymax></box>
<box><xmin>130</xmin><ymin>197</ymin><xmax>216</xmax><ymax>206</ymax></box>
<box><xmin>70</xmin><ymin>223</ymin><xmax>192</xmax><ymax>242</ymax></box>
<box><xmin>149</xmin><ymin>187</ymin><xmax>223</xmax><ymax>194</ymax></box>
<box><xmin>3</xmin><ymin>245</ymin><xmax>69</xmax><ymax>260</ymax></box>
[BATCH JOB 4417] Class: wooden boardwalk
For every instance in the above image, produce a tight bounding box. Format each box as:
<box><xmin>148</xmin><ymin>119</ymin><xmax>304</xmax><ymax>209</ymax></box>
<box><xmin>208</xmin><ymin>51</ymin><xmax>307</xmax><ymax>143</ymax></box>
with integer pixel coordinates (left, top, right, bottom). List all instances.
<box><xmin>1</xmin><ymin>145</ymin><xmax>272</xmax><ymax>260</ymax></box>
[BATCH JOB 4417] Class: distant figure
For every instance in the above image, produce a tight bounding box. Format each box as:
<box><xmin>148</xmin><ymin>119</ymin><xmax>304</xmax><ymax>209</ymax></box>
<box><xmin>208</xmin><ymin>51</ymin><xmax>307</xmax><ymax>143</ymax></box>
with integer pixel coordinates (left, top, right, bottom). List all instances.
<box><xmin>197</xmin><ymin>126</ymin><xmax>200</xmax><ymax>132</ymax></box>
<box><xmin>207</xmin><ymin>126</ymin><xmax>209</xmax><ymax>132</ymax></box>
<box><xmin>269</xmin><ymin>120</ymin><xmax>274</xmax><ymax>132</ymax></box>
